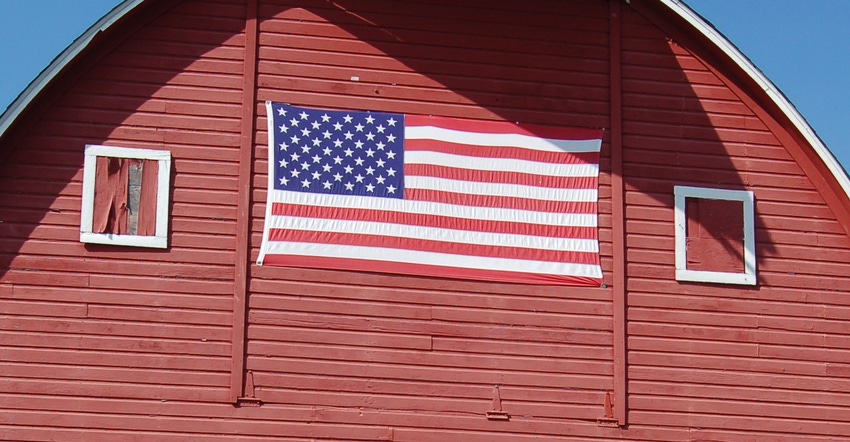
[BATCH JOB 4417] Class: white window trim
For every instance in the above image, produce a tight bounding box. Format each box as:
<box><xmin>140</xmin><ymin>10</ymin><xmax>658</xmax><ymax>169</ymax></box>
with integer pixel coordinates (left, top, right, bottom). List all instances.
<box><xmin>674</xmin><ymin>185</ymin><xmax>756</xmax><ymax>285</ymax></box>
<box><xmin>80</xmin><ymin>145</ymin><xmax>171</xmax><ymax>248</ymax></box>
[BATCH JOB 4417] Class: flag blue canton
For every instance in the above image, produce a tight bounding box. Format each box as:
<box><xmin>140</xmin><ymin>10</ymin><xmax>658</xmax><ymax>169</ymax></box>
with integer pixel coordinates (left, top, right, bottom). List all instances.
<box><xmin>270</xmin><ymin>104</ymin><xmax>405</xmax><ymax>199</ymax></box>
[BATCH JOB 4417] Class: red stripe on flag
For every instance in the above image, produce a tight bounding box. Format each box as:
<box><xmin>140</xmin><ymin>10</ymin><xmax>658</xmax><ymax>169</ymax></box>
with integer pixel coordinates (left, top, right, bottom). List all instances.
<box><xmin>261</xmin><ymin>254</ymin><xmax>603</xmax><ymax>286</ymax></box>
<box><xmin>271</xmin><ymin>203</ymin><xmax>599</xmax><ymax>239</ymax></box>
<box><xmin>268</xmin><ymin>229</ymin><xmax>601</xmax><ymax>265</ymax></box>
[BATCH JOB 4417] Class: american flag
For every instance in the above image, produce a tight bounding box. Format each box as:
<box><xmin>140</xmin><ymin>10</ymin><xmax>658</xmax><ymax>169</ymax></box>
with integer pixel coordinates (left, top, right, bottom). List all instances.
<box><xmin>258</xmin><ymin>102</ymin><xmax>603</xmax><ymax>286</ymax></box>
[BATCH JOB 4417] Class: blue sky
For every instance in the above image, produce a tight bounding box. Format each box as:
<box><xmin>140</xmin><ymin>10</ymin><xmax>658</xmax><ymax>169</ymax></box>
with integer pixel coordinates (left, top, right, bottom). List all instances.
<box><xmin>1</xmin><ymin>1</ymin><xmax>848</xmax><ymax>167</ymax></box>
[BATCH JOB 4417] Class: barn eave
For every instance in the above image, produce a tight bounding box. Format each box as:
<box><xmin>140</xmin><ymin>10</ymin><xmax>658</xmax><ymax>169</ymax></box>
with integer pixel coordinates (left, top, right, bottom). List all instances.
<box><xmin>659</xmin><ymin>0</ymin><xmax>850</xmax><ymax>198</ymax></box>
<box><xmin>0</xmin><ymin>0</ymin><xmax>846</xmax><ymax>199</ymax></box>
<box><xmin>0</xmin><ymin>0</ymin><xmax>144</xmax><ymax>139</ymax></box>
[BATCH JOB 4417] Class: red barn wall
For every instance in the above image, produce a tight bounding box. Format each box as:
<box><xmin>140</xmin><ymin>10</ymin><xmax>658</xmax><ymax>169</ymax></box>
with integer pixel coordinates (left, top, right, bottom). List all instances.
<box><xmin>245</xmin><ymin>0</ymin><xmax>618</xmax><ymax>439</ymax></box>
<box><xmin>0</xmin><ymin>0</ymin><xmax>849</xmax><ymax>440</ymax></box>
<box><xmin>0</xmin><ymin>0</ymin><xmax>247</xmax><ymax>439</ymax></box>
<box><xmin>620</xmin><ymin>5</ymin><xmax>850</xmax><ymax>440</ymax></box>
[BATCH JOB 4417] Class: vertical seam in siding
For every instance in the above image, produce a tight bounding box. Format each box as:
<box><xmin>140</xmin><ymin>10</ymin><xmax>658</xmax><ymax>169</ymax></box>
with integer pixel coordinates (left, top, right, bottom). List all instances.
<box><xmin>610</xmin><ymin>0</ymin><xmax>628</xmax><ymax>426</ymax></box>
<box><xmin>231</xmin><ymin>0</ymin><xmax>260</xmax><ymax>404</ymax></box>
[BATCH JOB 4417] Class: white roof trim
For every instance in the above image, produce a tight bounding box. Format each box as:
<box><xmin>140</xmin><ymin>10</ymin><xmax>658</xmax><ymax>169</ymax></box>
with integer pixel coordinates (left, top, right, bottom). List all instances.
<box><xmin>2</xmin><ymin>0</ymin><xmax>848</xmax><ymax>200</ymax></box>
<box><xmin>0</xmin><ymin>0</ymin><xmax>145</xmax><ymax>138</ymax></box>
<box><xmin>662</xmin><ymin>0</ymin><xmax>850</xmax><ymax>197</ymax></box>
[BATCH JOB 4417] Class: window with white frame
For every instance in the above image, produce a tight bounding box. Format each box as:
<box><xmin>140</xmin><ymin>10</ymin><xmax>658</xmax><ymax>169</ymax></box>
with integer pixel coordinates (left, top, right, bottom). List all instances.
<box><xmin>674</xmin><ymin>185</ymin><xmax>756</xmax><ymax>285</ymax></box>
<box><xmin>80</xmin><ymin>145</ymin><xmax>171</xmax><ymax>248</ymax></box>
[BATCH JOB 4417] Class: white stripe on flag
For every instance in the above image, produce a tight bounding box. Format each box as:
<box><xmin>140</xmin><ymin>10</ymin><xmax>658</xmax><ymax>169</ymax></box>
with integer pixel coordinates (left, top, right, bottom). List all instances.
<box><xmin>405</xmin><ymin>125</ymin><xmax>602</xmax><ymax>153</ymax></box>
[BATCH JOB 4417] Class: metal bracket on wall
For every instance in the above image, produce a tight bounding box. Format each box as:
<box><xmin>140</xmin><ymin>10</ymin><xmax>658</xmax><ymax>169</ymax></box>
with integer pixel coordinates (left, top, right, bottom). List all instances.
<box><xmin>485</xmin><ymin>386</ymin><xmax>510</xmax><ymax>421</ymax></box>
<box><xmin>597</xmin><ymin>392</ymin><xmax>620</xmax><ymax>427</ymax></box>
<box><xmin>236</xmin><ymin>371</ymin><xmax>262</xmax><ymax>407</ymax></box>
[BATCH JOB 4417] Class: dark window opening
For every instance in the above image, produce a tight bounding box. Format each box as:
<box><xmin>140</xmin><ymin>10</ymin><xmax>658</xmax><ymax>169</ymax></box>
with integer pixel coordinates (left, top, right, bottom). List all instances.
<box><xmin>685</xmin><ymin>197</ymin><xmax>745</xmax><ymax>273</ymax></box>
<box><xmin>92</xmin><ymin>157</ymin><xmax>159</xmax><ymax>236</ymax></box>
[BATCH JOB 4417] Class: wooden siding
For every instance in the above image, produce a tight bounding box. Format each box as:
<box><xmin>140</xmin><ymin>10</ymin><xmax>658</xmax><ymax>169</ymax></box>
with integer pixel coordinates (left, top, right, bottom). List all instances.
<box><xmin>622</xmin><ymin>5</ymin><xmax>850</xmax><ymax>441</ymax></box>
<box><xmin>246</xmin><ymin>0</ymin><xmax>618</xmax><ymax>439</ymax></box>
<box><xmin>1</xmin><ymin>0</ymin><xmax>849</xmax><ymax>440</ymax></box>
<box><xmin>0</xmin><ymin>0</ymin><xmax>247</xmax><ymax>439</ymax></box>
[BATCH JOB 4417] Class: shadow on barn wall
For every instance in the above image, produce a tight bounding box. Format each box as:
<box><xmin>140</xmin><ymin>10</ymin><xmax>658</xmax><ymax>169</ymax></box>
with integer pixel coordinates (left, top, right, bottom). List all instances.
<box><xmin>0</xmin><ymin>0</ymin><xmax>244</xmax><ymax>282</ymax></box>
<box><xmin>0</xmin><ymin>0</ymin><xmax>778</xmax><ymax>283</ymax></box>
<box><xmin>256</xmin><ymin>0</ymin><xmax>776</xmax><ymax>281</ymax></box>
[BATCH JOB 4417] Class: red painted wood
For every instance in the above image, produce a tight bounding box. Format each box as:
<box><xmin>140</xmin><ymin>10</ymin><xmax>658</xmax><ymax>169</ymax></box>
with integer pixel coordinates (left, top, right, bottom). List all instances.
<box><xmin>618</xmin><ymin>3</ymin><xmax>850</xmax><ymax>440</ymax></box>
<box><xmin>230</xmin><ymin>0</ymin><xmax>258</xmax><ymax>404</ymax></box>
<box><xmin>2</xmin><ymin>0</ymin><xmax>850</xmax><ymax>440</ymax></box>
<box><xmin>609</xmin><ymin>0</ymin><xmax>628</xmax><ymax>426</ymax></box>
<box><xmin>685</xmin><ymin>198</ymin><xmax>745</xmax><ymax>272</ymax></box>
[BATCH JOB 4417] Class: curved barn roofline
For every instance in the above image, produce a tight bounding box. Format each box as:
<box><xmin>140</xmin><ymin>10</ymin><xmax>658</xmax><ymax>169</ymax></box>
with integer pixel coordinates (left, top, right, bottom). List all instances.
<box><xmin>1</xmin><ymin>0</ymin><xmax>847</xmax><ymax>196</ymax></box>
<box><xmin>659</xmin><ymin>0</ymin><xmax>850</xmax><ymax>198</ymax></box>
<box><xmin>0</xmin><ymin>0</ymin><xmax>144</xmax><ymax>138</ymax></box>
